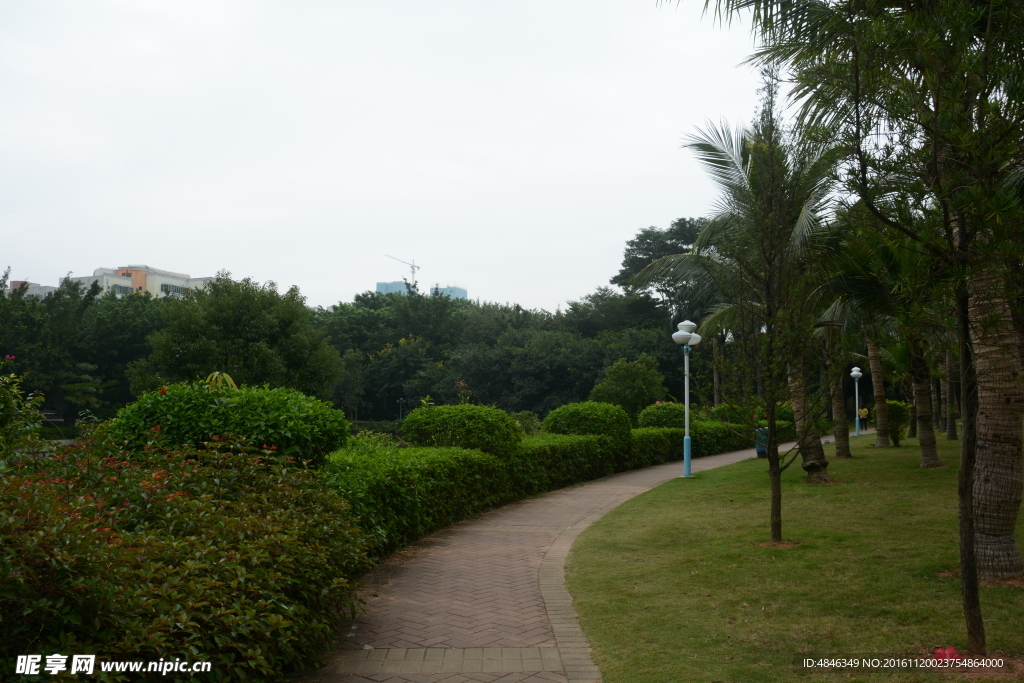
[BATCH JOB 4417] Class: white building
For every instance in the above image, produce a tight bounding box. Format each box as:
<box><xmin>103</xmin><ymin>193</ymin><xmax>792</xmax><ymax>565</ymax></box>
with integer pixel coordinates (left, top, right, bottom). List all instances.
<box><xmin>6</xmin><ymin>281</ymin><xmax>57</xmax><ymax>301</ymax></box>
<box><xmin>6</xmin><ymin>265</ymin><xmax>214</xmax><ymax>300</ymax></box>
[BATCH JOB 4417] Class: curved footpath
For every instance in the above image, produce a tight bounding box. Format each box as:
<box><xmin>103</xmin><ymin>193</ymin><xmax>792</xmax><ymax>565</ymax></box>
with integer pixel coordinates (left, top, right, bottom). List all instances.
<box><xmin>291</xmin><ymin>436</ymin><xmax>845</xmax><ymax>683</ymax></box>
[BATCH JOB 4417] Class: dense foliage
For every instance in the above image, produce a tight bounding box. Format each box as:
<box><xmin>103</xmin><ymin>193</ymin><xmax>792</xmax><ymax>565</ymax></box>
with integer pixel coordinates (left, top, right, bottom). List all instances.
<box><xmin>105</xmin><ymin>383</ymin><xmax>350</xmax><ymax>467</ymax></box>
<box><xmin>0</xmin><ymin>435</ymin><xmax>370</xmax><ymax>682</ymax></box>
<box><xmin>400</xmin><ymin>404</ymin><xmax>523</xmax><ymax>458</ymax></box>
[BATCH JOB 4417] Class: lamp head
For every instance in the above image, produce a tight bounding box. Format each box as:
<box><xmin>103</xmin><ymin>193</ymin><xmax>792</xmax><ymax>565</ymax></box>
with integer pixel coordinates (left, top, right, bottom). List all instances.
<box><xmin>672</xmin><ymin>320</ymin><xmax>698</xmax><ymax>345</ymax></box>
<box><xmin>687</xmin><ymin>332</ymin><xmax>702</xmax><ymax>346</ymax></box>
<box><xmin>850</xmin><ymin>367</ymin><xmax>863</xmax><ymax>379</ymax></box>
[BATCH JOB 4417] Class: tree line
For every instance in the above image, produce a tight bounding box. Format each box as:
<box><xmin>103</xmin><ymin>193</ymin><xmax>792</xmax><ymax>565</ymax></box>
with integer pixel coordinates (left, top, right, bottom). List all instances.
<box><xmin>0</xmin><ymin>225</ymin><xmax>717</xmax><ymax>425</ymax></box>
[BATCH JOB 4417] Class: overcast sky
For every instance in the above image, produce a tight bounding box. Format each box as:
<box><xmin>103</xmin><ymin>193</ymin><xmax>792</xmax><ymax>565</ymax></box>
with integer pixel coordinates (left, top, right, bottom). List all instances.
<box><xmin>1</xmin><ymin>0</ymin><xmax>759</xmax><ymax>311</ymax></box>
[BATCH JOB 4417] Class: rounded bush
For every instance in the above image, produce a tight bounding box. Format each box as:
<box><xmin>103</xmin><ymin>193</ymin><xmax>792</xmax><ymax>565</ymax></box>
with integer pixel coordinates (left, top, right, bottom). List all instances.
<box><xmin>400</xmin><ymin>404</ymin><xmax>523</xmax><ymax>458</ymax></box>
<box><xmin>637</xmin><ymin>402</ymin><xmax>688</xmax><ymax>429</ymax></box>
<box><xmin>710</xmin><ymin>403</ymin><xmax>748</xmax><ymax>423</ymax></box>
<box><xmin>106</xmin><ymin>382</ymin><xmax>350</xmax><ymax>466</ymax></box>
<box><xmin>542</xmin><ymin>402</ymin><xmax>631</xmax><ymax>446</ymax></box>
<box><xmin>886</xmin><ymin>400</ymin><xmax>911</xmax><ymax>447</ymax></box>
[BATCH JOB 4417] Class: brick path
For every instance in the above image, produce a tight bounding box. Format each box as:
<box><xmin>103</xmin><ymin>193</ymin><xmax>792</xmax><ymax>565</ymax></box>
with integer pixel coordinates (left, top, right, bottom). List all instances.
<box><xmin>291</xmin><ymin>447</ymin><xmax>763</xmax><ymax>683</ymax></box>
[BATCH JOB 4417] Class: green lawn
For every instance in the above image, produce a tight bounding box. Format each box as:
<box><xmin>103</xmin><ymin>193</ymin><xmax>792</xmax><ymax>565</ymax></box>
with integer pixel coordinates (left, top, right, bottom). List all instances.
<box><xmin>566</xmin><ymin>433</ymin><xmax>1024</xmax><ymax>682</ymax></box>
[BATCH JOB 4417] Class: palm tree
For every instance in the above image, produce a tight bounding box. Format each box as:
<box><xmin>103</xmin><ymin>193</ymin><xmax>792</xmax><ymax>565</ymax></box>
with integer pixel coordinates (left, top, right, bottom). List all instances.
<box><xmin>820</xmin><ymin>222</ymin><xmax>950</xmax><ymax>467</ymax></box>
<box><xmin>634</xmin><ymin>86</ymin><xmax>838</xmax><ymax>541</ymax></box>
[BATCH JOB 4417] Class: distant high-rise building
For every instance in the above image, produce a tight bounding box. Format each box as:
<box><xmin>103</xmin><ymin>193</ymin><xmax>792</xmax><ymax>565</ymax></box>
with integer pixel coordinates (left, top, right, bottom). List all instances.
<box><xmin>431</xmin><ymin>286</ymin><xmax>467</xmax><ymax>299</ymax></box>
<box><xmin>376</xmin><ymin>281</ymin><xmax>416</xmax><ymax>295</ymax></box>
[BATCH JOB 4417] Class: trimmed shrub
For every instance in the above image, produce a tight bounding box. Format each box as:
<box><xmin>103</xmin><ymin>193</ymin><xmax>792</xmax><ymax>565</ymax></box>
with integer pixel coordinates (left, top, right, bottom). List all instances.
<box><xmin>543</xmin><ymin>402</ymin><xmax>631</xmax><ymax>446</ymax></box>
<box><xmin>886</xmin><ymin>400</ymin><xmax>911</xmax><ymax>446</ymax></box>
<box><xmin>0</xmin><ymin>435</ymin><xmax>370</xmax><ymax>681</ymax></box>
<box><xmin>510</xmin><ymin>433</ymin><xmax>615</xmax><ymax>494</ymax></box>
<box><xmin>105</xmin><ymin>382</ymin><xmax>350</xmax><ymax>466</ymax></box>
<box><xmin>637</xmin><ymin>402</ymin><xmax>688</xmax><ymax>429</ymax></box>
<box><xmin>401</xmin><ymin>404</ymin><xmax>523</xmax><ymax>459</ymax></box>
<box><xmin>324</xmin><ymin>441</ymin><xmax>508</xmax><ymax>559</ymax></box>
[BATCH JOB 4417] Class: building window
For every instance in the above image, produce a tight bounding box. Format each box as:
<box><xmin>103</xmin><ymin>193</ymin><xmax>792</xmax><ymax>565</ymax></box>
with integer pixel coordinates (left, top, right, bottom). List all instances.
<box><xmin>109</xmin><ymin>285</ymin><xmax>133</xmax><ymax>296</ymax></box>
<box><xmin>160</xmin><ymin>283</ymin><xmax>187</xmax><ymax>295</ymax></box>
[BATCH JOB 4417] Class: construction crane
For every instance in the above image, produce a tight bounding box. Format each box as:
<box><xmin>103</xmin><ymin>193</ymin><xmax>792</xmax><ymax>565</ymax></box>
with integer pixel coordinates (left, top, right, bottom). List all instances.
<box><xmin>385</xmin><ymin>255</ymin><xmax>420</xmax><ymax>286</ymax></box>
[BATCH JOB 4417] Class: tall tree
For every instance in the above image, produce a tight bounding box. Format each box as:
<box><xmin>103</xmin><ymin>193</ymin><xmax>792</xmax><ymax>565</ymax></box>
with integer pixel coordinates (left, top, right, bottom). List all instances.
<box><xmin>147</xmin><ymin>275</ymin><xmax>342</xmax><ymax>400</ymax></box>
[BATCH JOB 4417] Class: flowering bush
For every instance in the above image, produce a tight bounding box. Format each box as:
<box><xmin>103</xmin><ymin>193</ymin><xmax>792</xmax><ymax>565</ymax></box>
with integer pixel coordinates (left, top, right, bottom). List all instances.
<box><xmin>0</xmin><ymin>434</ymin><xmax>370</xmax><ymax>681</ymax></box>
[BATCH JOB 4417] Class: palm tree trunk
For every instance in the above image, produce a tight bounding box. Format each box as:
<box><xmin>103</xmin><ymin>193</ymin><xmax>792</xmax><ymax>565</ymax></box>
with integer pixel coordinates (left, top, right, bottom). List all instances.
<box><xmin>944</xmin><ymin>350</ymin><xmax>958</xmax><ymax>440</ymax></box>
<box><xmin>831</xmin><ymin>373</ymin><xmax>852</xmax><ymax>458</ymax></box>
<box><xmin>866</xmin><ymin>336</ymin><xmax>890</xmax><ymax>447</ymax></box>
<box><xmin>788</xmin><ymin>367</ymin><xmax>832</xmax><ymax>483</ymax></box>
<box><xmin>910</xmin><ymin>337</ymin><xmax>941</xmax><ymax>467</ymax></box>
<box><xmin>768</xmin><ymin>442</ymin><xmax>783</xmax><ymax>542</ymax></box>
<box><xmin>956</xmin><ymin>283</ymin><xmax>985</xmax><ymax>653</ymax></box>
<box><xmin>969</xmin><ymin>273</ymin><xmax>1024</xmax><ymax>580</ymax></box>
<box><xmin>909</xmin><ymin>401</ymin><xmax>918</xmax><ymax>438</ymax></box>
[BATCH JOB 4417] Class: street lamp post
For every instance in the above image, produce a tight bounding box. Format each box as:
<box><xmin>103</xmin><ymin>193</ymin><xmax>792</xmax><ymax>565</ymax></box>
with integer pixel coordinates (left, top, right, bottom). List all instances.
<box><xmin>850</xmin><ymin>367</ymin><xmax>863</xmax><ymax>436</ymax></box>
<box><xmin>397</xmin><ymin>397</ymin><xmax>407</xmax><ymax>421</ymax></box>
<box><xmin>672</xmin><ymin>321</ymin><xmax>702</xmax><ymax>477</ymax></box>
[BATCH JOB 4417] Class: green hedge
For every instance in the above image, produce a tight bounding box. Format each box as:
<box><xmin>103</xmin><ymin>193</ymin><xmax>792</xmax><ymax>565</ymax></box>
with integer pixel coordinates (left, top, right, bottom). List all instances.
<box><xmin>629</xmin><ymin>427</ymin><xmax>686</xmax><ymax>469</ymax></box>
<box><xmin>510</xmin><ymin>433</ymin><xmax>615</xmax><ymax>494</ymax></box>
<box><xmin>0</xmin><ymin>435</ymin><xmax>370</xmax><ymax>681</ymax></box>
<box><xmin>401</xmin><ymin>404</ymin><xmax>523</xmax><ymax>458</ymax></box>
<box><xmin>629</xmin><ymin>422</ymin><xmax>799</xmax><ymax>468</ymax></box>
<box><xmin>105</xmin><ymin>382</ymin><xmax>350</xmax><ymax>467</ymax></box>
<box><xmin>324</xmin><ymin>443</ymin><xmax>509</xmax><ymax>560</ymax></box>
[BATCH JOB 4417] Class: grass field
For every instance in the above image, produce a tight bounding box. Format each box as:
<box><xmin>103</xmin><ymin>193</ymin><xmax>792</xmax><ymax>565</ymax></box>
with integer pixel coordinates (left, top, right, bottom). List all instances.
<box><xmin>566</xmin><ymin>432</ymin><xmax>1024</xmax><ymax>682</ymax></box>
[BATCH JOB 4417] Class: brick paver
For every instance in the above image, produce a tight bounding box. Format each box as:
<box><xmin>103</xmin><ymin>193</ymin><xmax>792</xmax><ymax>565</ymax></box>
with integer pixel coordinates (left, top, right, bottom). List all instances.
<box><xmin>292</xmin><ymin>446</ymin><xmax>769</xmax><ymax>683</ymax></box>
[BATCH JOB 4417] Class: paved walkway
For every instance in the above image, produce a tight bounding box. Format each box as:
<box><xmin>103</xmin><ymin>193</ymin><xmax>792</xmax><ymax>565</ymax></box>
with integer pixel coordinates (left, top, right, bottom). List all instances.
<box><xmin>291</xmin><ymin>445</ymin><xmax>769</xmax><ymax>683</ymax></box>
<box><xmin>293</xmin><ymin>432</ymin><xmax>861</xmax><ymax>683</ymax></box>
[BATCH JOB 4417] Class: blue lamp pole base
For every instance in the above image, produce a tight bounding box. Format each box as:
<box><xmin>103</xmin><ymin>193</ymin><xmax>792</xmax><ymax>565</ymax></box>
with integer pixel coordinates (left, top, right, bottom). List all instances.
<box><xmin>683</xmin><ymin>435</ymin><xmax>692</xmax><ymax>478</ymax></box>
